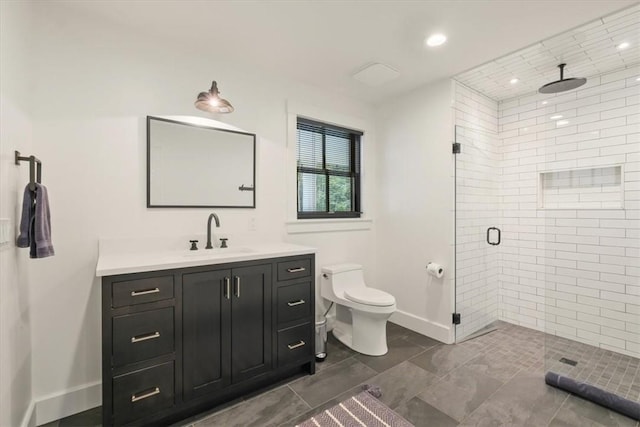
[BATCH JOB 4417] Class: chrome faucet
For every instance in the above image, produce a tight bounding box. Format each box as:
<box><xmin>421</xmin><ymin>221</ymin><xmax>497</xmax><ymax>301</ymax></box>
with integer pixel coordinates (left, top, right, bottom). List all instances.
<box><xmin>206</xmin><ymin>213</ymin><xmax>220</xmax><ymax>249</ymax></box>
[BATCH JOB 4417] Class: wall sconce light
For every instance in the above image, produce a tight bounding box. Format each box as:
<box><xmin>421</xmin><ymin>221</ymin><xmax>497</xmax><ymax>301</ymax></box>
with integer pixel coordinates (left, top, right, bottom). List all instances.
<box><xmin>195</xmin><ymin>81</ymin><xmax>234</xmax><ymax>113</ymax></box>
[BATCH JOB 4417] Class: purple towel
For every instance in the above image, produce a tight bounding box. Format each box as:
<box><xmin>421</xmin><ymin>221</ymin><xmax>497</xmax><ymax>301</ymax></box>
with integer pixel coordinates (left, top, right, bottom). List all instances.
<box><xmin>16</xmin><ymin>183</ymin><xmax>54</xmax><ymax>258</ymax></box>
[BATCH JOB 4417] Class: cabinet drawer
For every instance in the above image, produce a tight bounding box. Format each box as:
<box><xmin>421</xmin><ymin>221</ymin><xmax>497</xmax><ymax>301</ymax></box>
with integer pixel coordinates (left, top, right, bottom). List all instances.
<box><xmin>112</xmin><ymin>307</ymin><xmax>174</xmax><ymax>367</ymax></box>
<box><xmin>277</xmin><ymin>258</ymin><xmax>311</xmax><ymax>282</ymax></box>
<box><xmin>277</xmin><ymin>323</ymin><xmax>312</xmax><ymax>366</ymax></box>
<box><xmin>113</xmin><ymin>361</ymin><xmax>175</xmax><ymax>425</ymax></box>
<box><xmin>277</xmin><ymin>282</ymin><xmax>311</xmax><ymax>325</ymax></box>
<box><xmin>112</xmin><ymin>275</ymin><xmax>174</xmax><ymax>308</ymax></box>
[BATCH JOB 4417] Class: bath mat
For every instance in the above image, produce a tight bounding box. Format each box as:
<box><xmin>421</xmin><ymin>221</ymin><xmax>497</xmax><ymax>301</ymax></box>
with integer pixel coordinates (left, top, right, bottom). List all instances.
<box><xmin>296</xmin><ymin>386</ymin><xmax>414</xmax><ymax>427</ymax></box>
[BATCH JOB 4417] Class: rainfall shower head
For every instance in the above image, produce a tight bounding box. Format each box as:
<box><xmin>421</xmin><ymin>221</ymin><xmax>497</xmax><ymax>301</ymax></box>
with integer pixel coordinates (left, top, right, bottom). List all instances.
<box><xmin>539</xmin><ymin>63</ymin><xmax>587</xmax><ymax>94</ymax></box>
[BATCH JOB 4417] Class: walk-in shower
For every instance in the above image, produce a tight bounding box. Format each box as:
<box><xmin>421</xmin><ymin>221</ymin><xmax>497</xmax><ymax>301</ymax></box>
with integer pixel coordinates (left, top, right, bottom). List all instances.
<box><xmin>453</xmin><ymin>3</ymin><xmax>640</xmax><ymax>419</ymax></box>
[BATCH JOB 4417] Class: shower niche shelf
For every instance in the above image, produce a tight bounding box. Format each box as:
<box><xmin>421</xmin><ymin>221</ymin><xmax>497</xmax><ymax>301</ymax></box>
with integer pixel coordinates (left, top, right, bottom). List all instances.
<box><xmin>538</xmin><ymin>165</ymin><xmax>624</xmax><ymax>210</ymax></box>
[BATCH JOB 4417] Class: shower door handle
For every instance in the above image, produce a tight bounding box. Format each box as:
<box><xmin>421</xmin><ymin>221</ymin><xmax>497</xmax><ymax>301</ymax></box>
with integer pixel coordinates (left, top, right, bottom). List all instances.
<box><xmin>487</xmin><ymin>227</ymin><xmax>501</xmax><ymax>246</ymax></box>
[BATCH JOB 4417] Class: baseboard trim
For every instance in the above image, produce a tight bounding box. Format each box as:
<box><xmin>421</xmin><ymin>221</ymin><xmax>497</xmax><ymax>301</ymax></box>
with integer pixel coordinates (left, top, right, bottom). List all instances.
<box><xmin>390</xmin><ymin>310</ymin><xmax>453</xmax><ymax>344</ymax></box>
<box><xmin>20</xmin><ymin>400</ymin><xmax>36</xmax><ymax>427</ymax></box>
<box><xmin>35</xmin><ymin>381</ymin><xmax>101</xmax><ymax>426</ymax></box>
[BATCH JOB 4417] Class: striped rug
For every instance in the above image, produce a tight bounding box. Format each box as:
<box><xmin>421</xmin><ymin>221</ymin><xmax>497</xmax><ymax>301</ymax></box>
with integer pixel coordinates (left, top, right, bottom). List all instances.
<box><xmin>296</xmin><ymin>390</ymin><xmax>414</xmax><ymax>427</ymax></box>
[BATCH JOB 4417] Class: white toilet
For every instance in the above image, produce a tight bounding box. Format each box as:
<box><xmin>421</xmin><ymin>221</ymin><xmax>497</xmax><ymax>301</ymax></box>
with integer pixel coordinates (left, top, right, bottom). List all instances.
<box><xmin>321</xmin><ymin>263</ymin><xmax>396</xmax><ymax>356</ymax></box>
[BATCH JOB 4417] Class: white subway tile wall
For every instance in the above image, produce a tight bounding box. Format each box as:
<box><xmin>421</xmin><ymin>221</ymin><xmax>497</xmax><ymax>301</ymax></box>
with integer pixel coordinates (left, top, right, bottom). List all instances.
<box><xmin>453</xmin><ymin>82</ymin><xmax>501</xmax><ymax>340</ymax></box>
<box><xmin>497</xmin><ymin>64</ymin><xmax>640</xmax><ymax>358</ymax></box>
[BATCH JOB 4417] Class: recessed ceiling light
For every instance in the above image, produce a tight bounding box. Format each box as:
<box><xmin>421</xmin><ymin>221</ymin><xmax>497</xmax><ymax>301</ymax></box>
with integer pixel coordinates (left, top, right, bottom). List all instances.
<box><xmin>542</xmin><ymin>101</ymin><xmax>548</xmax><ymax>105</ymax></box>
<box><xmin>550</xmin><ymin>115</ymin><xmax>563</xmax><ymax>120</ymax></box>
<box><xmin>510</xmin><ymin>78</ymin><xmax>519</xmax><ymax>84</ymax></box>
<box><xmin>636</xmin><ymin>77</ymin><xmax>640</xmax><ymax>81</ymax></box>
<box><xmin>617</xmin><ymin>42</ymin><xmax>630</xmax><ymax>50</ymax></box>
<box><xmin>426</xmin><ymin>33</ymin><xmax>447</xmax><ymax>47</ymax></box>
<box><xmin>557</xmin><ymin>120</ymin><xmax>569</xmax><ymax>126</ymax></box>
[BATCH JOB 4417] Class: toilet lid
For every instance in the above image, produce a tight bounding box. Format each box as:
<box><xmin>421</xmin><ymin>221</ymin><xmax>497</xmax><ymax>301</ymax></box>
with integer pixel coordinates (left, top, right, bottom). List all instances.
<box><xmin>344</xmin><ymin>288</ymin><xmax>395</xmax><ymax>307</ymax></box>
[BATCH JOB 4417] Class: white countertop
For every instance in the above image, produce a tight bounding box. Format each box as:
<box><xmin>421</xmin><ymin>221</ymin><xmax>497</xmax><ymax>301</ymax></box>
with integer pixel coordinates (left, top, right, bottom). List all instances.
<box><xmin>96</xmin><ymin>241</ymin><xmax>316</xmax><ymax>277</ymax></box>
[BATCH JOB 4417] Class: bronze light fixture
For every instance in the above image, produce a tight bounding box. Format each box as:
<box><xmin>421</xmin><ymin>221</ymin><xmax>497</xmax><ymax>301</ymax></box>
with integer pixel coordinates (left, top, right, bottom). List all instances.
<box><xmin>195</xmin><ymin>81</ymin><xmax>234</xmax><ymax>113</ymax></box>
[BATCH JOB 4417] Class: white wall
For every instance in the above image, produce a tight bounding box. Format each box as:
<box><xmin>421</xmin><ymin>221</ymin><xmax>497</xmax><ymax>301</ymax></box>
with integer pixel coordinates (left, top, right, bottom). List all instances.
<box><xmin>375</xmin><ymin>79</ymin><xmax>455</xmax><ymax>343</ymax></box>
<box><xmin>13</xmin><ymin>4</ymin><xmax>377</xmax><ymax>423</ymax></box>
<box><xmin>0</xmin><ymin>1</ymin><xmax>35</xmax><ymax>426</ymax></box>
<box><xmin>497</xmin><ymin>66</ymin><xmax>640</xmax><ymax>358</ymax></box>
<box><xmin>452</xmin><ymin>82</ymin><xmax>501</xmax><ymax>340</ymax></box>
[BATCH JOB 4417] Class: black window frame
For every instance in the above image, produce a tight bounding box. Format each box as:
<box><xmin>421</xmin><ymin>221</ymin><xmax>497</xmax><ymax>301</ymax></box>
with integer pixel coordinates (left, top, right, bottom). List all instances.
<box><xmin>296</xmin><ymin>117</ymin><xmax>362</xmax><ymax>219</ymax></box>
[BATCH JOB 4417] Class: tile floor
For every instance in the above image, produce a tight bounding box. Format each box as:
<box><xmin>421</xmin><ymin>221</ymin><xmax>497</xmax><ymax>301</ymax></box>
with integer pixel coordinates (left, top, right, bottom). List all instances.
<box><xmin>43</xmin><ymin>321</ymin><xmax>639</xmax><ymax>427</ymax></box>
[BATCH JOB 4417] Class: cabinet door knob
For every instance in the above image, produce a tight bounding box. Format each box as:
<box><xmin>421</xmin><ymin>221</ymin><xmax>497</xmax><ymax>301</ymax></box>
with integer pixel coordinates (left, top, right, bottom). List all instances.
<box><xmin>234</xmin><ymin>276</ymin><xmax>240</xmax><ymax>298</ymax></box>
<box><xmin>287</xmin><ymin>340</ymin><xmax>305</xmax><ymax>350</ymax></box>
<box><xmin>131</xmin><ymin>288</ymin><xmax>160</xmax><ymax>297</ymax></box>
<box><xmin>286</xmin><ymin>267</ymin><xmax>306</xmax><ymax>273</ymax></box>
<box><xmin>131</xmin><ymin>387</ymin><xmax>160</xmax><ymax>402</ymax></box>
<box><xmin>131</xmin><ymin>331</ymin><xmax>160</xmax><ymax>343</ymax></box>
<box><xmin>287</xmin><ymin>299</ymin><xmax>305</xmax><ymax>307</ymax></box>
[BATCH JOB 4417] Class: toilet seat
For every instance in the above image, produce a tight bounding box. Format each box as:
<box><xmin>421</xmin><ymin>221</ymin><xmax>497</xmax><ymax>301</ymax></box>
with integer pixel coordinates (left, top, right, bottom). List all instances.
<box><xmin>344</xmin><ymin>288</ymin><xmax>395</xmax><ymax>307</ymax></box>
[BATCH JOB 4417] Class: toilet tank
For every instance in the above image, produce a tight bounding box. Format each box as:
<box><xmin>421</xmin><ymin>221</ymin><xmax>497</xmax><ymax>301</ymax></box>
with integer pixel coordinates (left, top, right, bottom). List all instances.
<box><xmin>321</xmin><ymin>264</ymin><xmax>366</xmax><ymax>296</ymax></box>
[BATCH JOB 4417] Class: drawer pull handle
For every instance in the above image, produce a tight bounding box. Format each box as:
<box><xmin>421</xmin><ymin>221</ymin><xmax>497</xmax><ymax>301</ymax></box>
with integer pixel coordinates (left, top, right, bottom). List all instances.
<box><xmin>287</xmin><ymin>267</ymin><xmax>306</xmax><ymax>273</ymax></box>
<box><xmin>131</xmin><ymin>387</ymin><xmax>160</xmax><ymax>402</ymax></box>
<box><xmin>131</xmin><ymin>332</ymin><xmax>160</xmax><ymax>343</ymax></box>
<box><xmin>287</xmin><ymin>299</ymin><xmax>306</xmax><ymax>307</ymax></box>
<box><xmin>131</xmin><ymin>288</ymin><xmax>160</xmax><ymax>297</ymax></box>
<box><xmin>287</xmin><ymin>340</ymin><xmax>305</xmax><ymax>350</ymax></box>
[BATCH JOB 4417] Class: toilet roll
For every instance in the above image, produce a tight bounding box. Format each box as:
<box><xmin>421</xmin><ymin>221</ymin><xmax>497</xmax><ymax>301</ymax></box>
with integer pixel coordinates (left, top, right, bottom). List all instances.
<box><xmin>427</xmin><ymin>262</ymin><xmax>444</xmax><ymax>279</ymax></box>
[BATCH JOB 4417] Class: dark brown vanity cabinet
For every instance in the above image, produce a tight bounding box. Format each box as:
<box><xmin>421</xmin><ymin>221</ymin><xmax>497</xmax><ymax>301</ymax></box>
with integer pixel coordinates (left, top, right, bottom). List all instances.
<box><xmin>182</xmin><ymin>264</ymin><xmax>272</xmax><ymax>400</ymax></box>
<box><xmin>101</xmin><ymin>254</ymin><xmax>314</xmax><ymax>426</ymax></box>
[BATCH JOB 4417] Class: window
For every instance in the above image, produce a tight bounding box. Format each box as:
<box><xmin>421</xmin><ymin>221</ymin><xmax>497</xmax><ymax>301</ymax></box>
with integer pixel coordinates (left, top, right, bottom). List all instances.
<box><xmin>296</xmin><ymin>117</ymin><xmax>362</xmax><ymax>219</ymax></box>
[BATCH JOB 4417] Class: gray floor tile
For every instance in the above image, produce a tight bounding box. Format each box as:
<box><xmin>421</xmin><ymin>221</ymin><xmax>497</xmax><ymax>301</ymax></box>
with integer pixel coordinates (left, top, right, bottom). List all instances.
<box><xmin>288</xmin><ymin>357</ymin><xmax>378</xmax><ymax>407</ymax></box>
<box><xmin>463</xmin><ymin>351</ymin><xmax>525</xmax><ymax>383</ymax></box>
<box><xmin>459</xmin><ymin>370</ymin><xmax>569</xmax><ymax>427</ymax></box>
<box><xmin>387</xmin><ymin>322</ymin><xmax>411</xmax><ymax>341</ymax></box>
<box><xmin>409</xmin><ymin>343</ymin><xmax>477</xmax><ymax>377</ymax></box>
<box><xmin>193</xmin><ymin>385</ymin><xmax>310</xmax><ymax>427</ymax></box>
<box><xmin>418</xmin><ymin>365</ymin><xmax>504</xmax><ymax>422</ymax></box>
<box><xmin>355</xmin><ymin>336</ymin><xmax>426</xmax><ymax>373</ymax></box>
<box><xmin>58</xmin><ymin>406</ymin><xmax>101</xmax><ymax>427</ymax></box>
<box><xmin>366</xmin><ymin>361</ymin><xmax>440</xmax><ymax>409</ymax></box>
<box><xmin>316</xmin><ymin>333</ymin><xmax>357</xmax><ymax>372</ymax></box>
<box><xmin>386</xmin><ymin>322</ymin><xmax>443</xmax><ymax>350</ymax></box>
<box><xmin>403</xmin><ymin>329</ymin><xmax>444</xmax><ymax>350</ymax></box>
<box><xmin>549</xmin><ymin>395</ymin><xmax>638</xmax><ymax>427</ymax></box>
<box><xmin>394</xmin><ymin>397</ymin><xmax>459</xmax><ymax>427</ymax></box>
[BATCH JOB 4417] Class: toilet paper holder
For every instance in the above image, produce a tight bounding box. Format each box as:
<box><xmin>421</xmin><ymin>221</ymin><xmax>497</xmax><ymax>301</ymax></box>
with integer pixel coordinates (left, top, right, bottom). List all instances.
<box><xmin>426</xmin><ymin>262</ymin><xmax>444</xmax><ymax>278</ymax></box>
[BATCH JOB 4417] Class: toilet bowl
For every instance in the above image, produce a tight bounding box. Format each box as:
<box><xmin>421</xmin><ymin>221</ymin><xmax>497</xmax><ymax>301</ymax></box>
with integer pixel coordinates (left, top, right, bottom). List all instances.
<box><xmin>321</xmin><ymin>263</ymin><xmax>396</xmax><ymax>356</ymax></box>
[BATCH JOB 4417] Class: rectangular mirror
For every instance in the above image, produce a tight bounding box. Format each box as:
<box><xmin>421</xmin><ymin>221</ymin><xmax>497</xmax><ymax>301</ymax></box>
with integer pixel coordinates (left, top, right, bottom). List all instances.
<box><xmin>147</xmin><ymin>116</ymin><xmax>256</xmax><ymax>208</ymax></box>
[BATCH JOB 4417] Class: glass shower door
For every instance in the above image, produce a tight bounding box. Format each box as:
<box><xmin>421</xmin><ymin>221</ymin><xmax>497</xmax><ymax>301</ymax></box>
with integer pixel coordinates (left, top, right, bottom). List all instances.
<box><xmin>454</xmin><ymin>125</ymin><xmax>501</xmax><ymax>342</ymax></box>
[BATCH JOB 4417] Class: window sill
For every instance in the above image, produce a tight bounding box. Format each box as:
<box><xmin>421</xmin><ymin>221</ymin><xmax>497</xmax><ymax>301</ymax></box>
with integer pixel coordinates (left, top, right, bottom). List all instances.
<box><xmin>285</xmin><ymin>218</ymin><xmax>373</xmax><ymax>234</ymax></box>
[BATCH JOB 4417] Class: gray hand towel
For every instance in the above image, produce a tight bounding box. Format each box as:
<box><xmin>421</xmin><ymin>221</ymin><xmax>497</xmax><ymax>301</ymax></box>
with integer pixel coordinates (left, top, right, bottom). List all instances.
<box><xmin>16</xmin><ymin>185</ymin><xmax>34</xmax><ymax>248</ymax></box>
<box><xmin>16</xmin><ymin>183</ymin><xmax>54</xmax><ymax>258</ymax></box>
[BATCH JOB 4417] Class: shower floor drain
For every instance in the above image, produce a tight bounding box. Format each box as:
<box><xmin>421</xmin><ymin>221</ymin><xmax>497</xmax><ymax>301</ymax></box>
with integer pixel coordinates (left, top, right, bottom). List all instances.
<box><xmin>559</xmin><ymin>357</ymin><xmax>578</xmax><ymax>366</ymax></box>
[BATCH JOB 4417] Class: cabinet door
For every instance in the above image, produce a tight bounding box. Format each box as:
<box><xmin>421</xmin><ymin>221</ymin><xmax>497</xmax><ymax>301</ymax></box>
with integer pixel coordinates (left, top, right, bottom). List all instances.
<box><xmin>183</xmin><ymin>269</ymin><xmax>231</xmax><ymax>400</ymax></box>
<box><xmin>230</xmin><ymin>264</ymin><xmax>272</xmax><ymax>383</ymax></box>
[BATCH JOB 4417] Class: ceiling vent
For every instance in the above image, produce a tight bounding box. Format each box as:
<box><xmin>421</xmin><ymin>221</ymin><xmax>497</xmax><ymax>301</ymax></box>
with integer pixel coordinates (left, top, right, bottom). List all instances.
<box><xmin>352</xmin><ymin>63</ymin><xmax>400</xmax><ymax>86</ymax></box>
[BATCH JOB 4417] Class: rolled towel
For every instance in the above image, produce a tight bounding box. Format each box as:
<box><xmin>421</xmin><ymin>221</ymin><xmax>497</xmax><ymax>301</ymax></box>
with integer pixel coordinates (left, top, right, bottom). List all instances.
<box><xmin>545</xmin><ymin>371</ymin><xmax>640</xmax><ymax>420</ymax></box>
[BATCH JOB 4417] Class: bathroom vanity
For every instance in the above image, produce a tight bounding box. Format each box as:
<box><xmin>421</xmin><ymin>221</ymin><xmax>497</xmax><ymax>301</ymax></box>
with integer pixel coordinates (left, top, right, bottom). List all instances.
<box><xmin>96</xmin><ymin>242</ymin><xmax>315</xmax><ymax>426</ymax></box>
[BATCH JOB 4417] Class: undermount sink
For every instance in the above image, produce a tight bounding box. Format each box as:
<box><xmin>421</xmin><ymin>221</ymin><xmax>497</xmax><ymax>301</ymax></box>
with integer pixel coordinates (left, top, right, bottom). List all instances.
<box><xmin>182</xmin><ymin>247</ymin><xmax>254</xmax><ymax>257</ymax></box>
